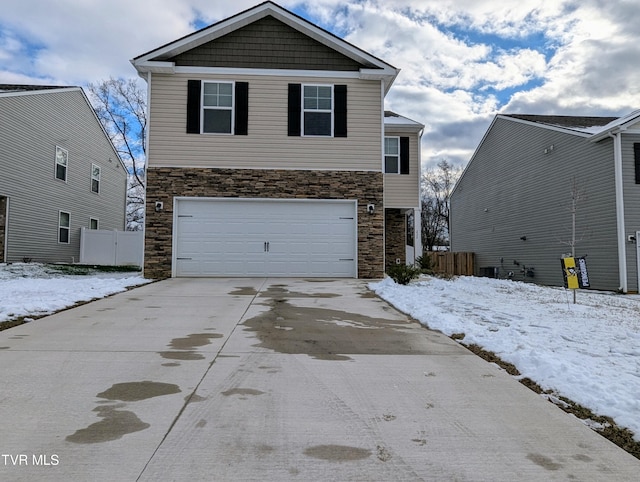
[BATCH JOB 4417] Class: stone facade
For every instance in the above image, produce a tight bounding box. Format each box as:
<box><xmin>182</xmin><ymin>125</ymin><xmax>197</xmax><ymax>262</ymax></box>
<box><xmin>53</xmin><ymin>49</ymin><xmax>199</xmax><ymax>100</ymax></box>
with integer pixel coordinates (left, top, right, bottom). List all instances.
<box><xmin>145</xmin><ymin>167</ymin><xmax>384</xmax><ymax>279</ymax></box>
<box><xmin>384</xmin><ymin>208</ymin><xmax>406</xmax><ymax>271</ymax></box>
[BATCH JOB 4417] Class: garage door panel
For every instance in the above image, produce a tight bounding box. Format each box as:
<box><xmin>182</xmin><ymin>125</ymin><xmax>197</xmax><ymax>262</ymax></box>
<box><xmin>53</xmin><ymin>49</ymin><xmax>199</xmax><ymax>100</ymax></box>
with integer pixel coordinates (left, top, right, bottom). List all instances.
<box><xmin>174</xmin><ymin>199</ymin><xmax>357</xmax><ymax>277</ymax></box>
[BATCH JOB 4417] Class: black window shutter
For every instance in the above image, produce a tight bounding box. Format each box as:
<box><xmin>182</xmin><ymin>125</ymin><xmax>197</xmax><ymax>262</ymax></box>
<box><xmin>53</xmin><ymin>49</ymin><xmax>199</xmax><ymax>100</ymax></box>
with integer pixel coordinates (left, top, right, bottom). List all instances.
<box><xmin>234</xmin><ymin>82</ymin><xmax>249</xmax><ymax>135</ymax></box>
<box><xmin>400</xmin><ymin>137</ymin><xmax>410</xmax><ymax>174</ymax></box>
<box><xmin>334</xmin><ymin>84</ymin><xmax>347</xmax><ymax>137</ymax></box>
<box><xmin>288</xmin><ymin>84</ymin><xmax>301</xmax><ymax>136</ymax></box>
<box><xmin>635</xmin><ymin>143</ymin><xmax>640</xmax><ymax>184</ymax></box>
<box><xmin>186</xmin><ymin>80</ymin><xmax>201</xmax><ymax>134</ymax></box>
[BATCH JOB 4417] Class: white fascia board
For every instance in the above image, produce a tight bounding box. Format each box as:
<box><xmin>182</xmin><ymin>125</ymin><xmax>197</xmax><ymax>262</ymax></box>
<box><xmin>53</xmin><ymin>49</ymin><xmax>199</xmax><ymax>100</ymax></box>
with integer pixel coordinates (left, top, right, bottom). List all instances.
<box><xmin>589</xmin><ymin>111</ymin><xmax>640</xmax><ymax>142</ymax></box>
<box><xmin>131</xmin><ymin>60</ymin><xmax>176</xmax><ymax>75</ymax></box>
<box><xmin>499</xmin><ymin>114</ymin><xmax>593</xmax><ymax>138</ymax></box>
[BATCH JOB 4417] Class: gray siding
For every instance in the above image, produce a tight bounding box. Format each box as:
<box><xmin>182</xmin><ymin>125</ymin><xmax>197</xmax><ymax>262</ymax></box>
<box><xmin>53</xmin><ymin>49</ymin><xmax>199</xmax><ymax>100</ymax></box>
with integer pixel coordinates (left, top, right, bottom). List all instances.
<box><xmin>621</xmin><ymin>133</ymin><xmax>640</xmax><ymax>292</ymax></box>
<box><xmin>0</xmin><ymin>89</ymin><xmax>127</xmax><ymax>263</ymax></box>
<box><xmin>451</xmin><ymin>117</ymin><xmax>619</xmax><ymax>291</ymax></box>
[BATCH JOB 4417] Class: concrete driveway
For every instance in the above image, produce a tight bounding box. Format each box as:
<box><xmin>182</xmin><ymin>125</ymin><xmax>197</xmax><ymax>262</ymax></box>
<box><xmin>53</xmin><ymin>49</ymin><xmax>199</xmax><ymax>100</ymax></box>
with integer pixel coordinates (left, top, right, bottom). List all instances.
<box><xmin>0</xmin><ymin>278</ymin><xmax>638</xmax><ymax>481</ymax></box>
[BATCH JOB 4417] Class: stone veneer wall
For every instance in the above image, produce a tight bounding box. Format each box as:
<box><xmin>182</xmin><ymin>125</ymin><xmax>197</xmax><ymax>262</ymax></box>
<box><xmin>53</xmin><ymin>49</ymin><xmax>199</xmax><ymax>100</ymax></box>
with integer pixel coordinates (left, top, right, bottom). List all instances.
<box><xmin>384</xmin><ymin>208</ymin><xmax>406</xmax><ymax>270</ymax></box>
<box><xmin>145</xmin><ymin>167</ymin><xmax>384</xmax><ymax>279</ymax></box>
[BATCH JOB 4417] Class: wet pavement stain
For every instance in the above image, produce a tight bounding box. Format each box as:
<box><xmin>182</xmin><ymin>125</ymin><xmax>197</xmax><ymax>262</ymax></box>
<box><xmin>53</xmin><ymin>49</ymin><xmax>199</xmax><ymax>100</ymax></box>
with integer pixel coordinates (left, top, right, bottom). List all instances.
<box><xmin>527</xmin><ymin>453</ymin><xmax>563</xmax><ymax>471</ymax></box>
<box><xmin>196</xmin><ymin>419</ymin><xmax>207</xmax><ymax>428</ymax></box>
<box><xmin>97</xmin><ymin>381</ymin><xmax>181</xmax><ymax>402</ymax></box>
<box><xmin>242</xmin><ymin>291</ymin><xmax>426</xmax><ymax>360</ymax></box>
<box><xmin>187</xmin><ymin>394</ymin><xmax>207</xmax><ymax>403</ymax></box>
<box><xmin>221</xmin><ymin>388</ymin><xmax>265</xmax><ymax>397</ymax></box>
<box><xmin>169</xmin><ymin>333</ymin><xmax>223</xmax><ymax>350</ymax></box>
<box><xmin>304</xmin><ymin>445</ymin><xmax>372</xmax><ymax>462</ymax></box>
<box><xmin>229</xmin><ymin>287</ymin><xmax>259</xmax><ymax>296</ymax></box>
<box><xmin>258</xmin><ymin>286</ymin><xmax>340</xmax><ymax>299</ymax></box>
<box><xmin>162</xmin><ymin>362</ymin><xmax>181</xmax><ymax>367</ymax></box>
<box><xmin>0</xmin><ymin>346</ymin><xmax>10</xmax><ymax>350</ymax></box>
<box><xmin>159</xmin><ymin>350</ymin><xmax>204</xmax><ymax>360</ymax></box>
<box><xmin>66</xmin><ymin>405</ymin><xmax>150</xmax><ymax>444</ymax></box>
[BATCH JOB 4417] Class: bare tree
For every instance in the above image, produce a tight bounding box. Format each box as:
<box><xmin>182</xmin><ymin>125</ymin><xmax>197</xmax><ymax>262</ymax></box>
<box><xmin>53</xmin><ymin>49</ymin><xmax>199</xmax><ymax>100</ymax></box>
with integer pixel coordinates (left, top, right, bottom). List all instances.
<box><xmin>421</xmin><ymin>160</ymin><xmax>461</xmax><ymax>251</ymax></box>
<box><xmin>86</xmin><ymin>78</ymin><xmax>147</xmax><ymax>230</ymax></box>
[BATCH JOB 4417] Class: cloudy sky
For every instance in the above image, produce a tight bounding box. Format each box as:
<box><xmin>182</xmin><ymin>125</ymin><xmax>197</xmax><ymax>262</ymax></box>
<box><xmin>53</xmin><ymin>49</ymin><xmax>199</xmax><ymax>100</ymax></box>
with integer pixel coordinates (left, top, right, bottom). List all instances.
<box><xmin>1</xmin><ymin>0</ymin><xmax>639</xmax><ymax>167</ymax></box>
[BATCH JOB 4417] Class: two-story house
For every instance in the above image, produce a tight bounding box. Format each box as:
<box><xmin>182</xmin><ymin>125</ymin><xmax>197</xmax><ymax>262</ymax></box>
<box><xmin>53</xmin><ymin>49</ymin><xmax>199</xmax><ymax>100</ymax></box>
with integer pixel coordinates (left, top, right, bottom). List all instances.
<box><xmin>450</xmin><ymin>110</ymin><xmax>640</xmax><ymax>292</ymax></box>
<box><xmin>0</xmin><ymin>85</ymin><xmax>127</xmax><ymax>264</ymax></box>
<box><xmin>132</xmin><ymin>1</ymin><xmax>422</xmax><ymax>279</ymax></box>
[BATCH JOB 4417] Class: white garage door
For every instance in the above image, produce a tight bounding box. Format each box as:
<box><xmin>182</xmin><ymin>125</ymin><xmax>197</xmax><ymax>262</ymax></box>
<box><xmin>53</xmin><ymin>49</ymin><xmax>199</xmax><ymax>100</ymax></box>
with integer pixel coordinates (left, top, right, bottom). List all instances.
<box><xmin>173</xmin><ymin>198</ymin><xmax>357</xmax><ymax>277</ymax></box>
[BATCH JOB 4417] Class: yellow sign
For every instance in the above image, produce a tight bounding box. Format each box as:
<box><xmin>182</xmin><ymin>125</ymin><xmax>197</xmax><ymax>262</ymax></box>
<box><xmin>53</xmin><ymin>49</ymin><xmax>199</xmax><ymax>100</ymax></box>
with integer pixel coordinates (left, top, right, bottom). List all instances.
<box><xmin>561</xmin><ymin>257</ymin><xmax>579</xmax><ymax>289</ymax></box>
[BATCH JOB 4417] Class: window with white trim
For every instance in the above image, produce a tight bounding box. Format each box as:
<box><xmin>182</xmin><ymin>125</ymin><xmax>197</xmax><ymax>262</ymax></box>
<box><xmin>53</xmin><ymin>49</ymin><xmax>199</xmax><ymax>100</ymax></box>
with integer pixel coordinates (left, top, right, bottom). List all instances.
<box><xmin>90</xmin><ymin>218</ymin><xmax>99</xmax><ymax>230</ymax></box>
<box><xmin>303</xmin><ymin>85</ymin><xmax>333</xmax><ymax>136</ymax></box>
<box><xmin>59</xmin><ymin>211</ymin><xmax>70</xmax><ymax>244</ymax></box>
<box><xmin>384</xmin><ymin>137</ymin><xmax>400</xmax><ymax>173</ymax></box>
<box><xmin>55</xmin><ymin>146</ymin><xmax>68</xmax><ymax>181</ymax></box>
<box><xmin>91</xmin><ymin>164</ymin><xmax>101</xmax><ymax>193</ymax></box>
<box><xmin>202</xmin><ymin>81</ymin><xmax>234</xmax><ymax>134</ymax></box>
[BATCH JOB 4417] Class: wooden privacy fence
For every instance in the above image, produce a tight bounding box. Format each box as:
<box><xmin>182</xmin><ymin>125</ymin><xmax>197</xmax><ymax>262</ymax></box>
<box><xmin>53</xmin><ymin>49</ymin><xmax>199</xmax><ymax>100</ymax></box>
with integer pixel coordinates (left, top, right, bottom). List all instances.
<box><xmin>426</xmin><ymin>251</ymin><xmax>475</xmax><ymax>276</ymax></box>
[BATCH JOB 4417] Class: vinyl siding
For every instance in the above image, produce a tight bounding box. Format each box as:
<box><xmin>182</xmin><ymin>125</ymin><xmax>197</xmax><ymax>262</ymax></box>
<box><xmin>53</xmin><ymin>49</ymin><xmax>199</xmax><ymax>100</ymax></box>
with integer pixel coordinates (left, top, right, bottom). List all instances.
<box><xmin>0</xmin><ymin>89</ymin><xmax>127</xmax><ymax>263</ymax></box>
<box><xmin>147</xmin><ymin>73</ymin><xmax>383</xmax><ymax>171</ymax></box>
<box><xmin>383</xmin><ymin>128</ymin><xmax>420</xmax><ymax>208</ymax></box>
<box><xmin>621</xmin><ymin>133</ymin><xmax>640</xmax><ymax>292</ymax></box>
<box><xmin>450</xmin><ymin>117</ymin><xmax>619</xmax><ymax>291</ymax></box>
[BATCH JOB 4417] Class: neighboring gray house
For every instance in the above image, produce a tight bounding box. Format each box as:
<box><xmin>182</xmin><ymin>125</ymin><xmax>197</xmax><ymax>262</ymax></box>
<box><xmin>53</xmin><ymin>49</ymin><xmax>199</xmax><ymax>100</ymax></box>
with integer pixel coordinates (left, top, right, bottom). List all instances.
<box><xmin>0</xmin><ymin>85</ymin><xmax>128</xmax><ymax>264</ymax></box>
<box><xmin>132</xmin><ymin>1</ymin><xmax>422</xmax><ymax>279</ymax></box>
<box><xmin>450</xmin><ymin>110</ymin><xmax>640</xmax><ymax>293</ymax></box>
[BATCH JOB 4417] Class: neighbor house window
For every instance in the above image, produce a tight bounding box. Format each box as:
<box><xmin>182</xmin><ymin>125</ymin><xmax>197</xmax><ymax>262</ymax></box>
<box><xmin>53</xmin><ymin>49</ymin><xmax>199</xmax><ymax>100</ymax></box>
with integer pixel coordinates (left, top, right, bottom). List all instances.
<box><xmin>59</xmin><ymin>211</ymin><xmax>70</xmax><ymax>243</ymax></box>
<box><xmin>202</xmin><ymin>81</ymin><xmax>234</xmax><ymax>134</ymax></box>
<box><xmin>303</xmin><ymin>85</ymin><xmax>333</xmax><ymax>136</ymax></box>
<box><xmin>55</xmin><ymin>146</ymin><xmax>68</xmax><ymax>181</ymax></box>
<box><xmin>90</xmin><ymin>218</ymin><xmax>99</xmax><ymax>230</ymax></box>
<box><xmin>385</xmin><ymin>137</ymin><xmax>400</xmax><ymax>173</ymax></box>
<box><xmin>91</xmin><ymin>164</ymin><xmax>101</xmax><ymax>193</ymax></box>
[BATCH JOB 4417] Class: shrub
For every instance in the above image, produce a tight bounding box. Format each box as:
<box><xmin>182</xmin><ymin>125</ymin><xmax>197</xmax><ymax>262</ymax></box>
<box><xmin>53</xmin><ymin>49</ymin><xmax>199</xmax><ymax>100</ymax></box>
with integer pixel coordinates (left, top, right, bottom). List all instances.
<box><xmin>386</xmin><ymin>264</ymin><xmax>421</xmax><ymax>285</ymax></box>
<box><xmin>415</xmin><ymin>254</ymin><xmax>434</xmax><ymax>274</ymax></box>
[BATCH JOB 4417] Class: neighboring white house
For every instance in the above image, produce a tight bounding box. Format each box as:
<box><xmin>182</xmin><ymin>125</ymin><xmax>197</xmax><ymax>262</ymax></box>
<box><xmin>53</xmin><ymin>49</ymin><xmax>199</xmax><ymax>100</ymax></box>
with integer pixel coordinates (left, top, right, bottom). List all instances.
<box><xmin>0</xmin><ymin>85</ymin><xmax>128</xmax><ymax>264</ymax></box>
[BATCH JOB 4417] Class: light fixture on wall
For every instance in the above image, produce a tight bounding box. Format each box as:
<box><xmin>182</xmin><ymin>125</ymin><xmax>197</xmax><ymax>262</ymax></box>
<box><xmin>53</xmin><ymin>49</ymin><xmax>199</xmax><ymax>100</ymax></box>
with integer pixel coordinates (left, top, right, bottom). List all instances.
<box><xmin>367</xmin><ymin>203</ymin><xmax>375</xmax><ymax>214</ymax></box>
<box><xmin>544</xmin><ymin>144</ymin><xmax>555</xmax><ymax>154</ymax></box>
<box><xmin>520</xmin><ymin>235</ymin><xmax>527</xmax><ymax>241</ymax></box>
<box><xmin>155</xmin><ymin>201</ymin><xmax>163</xmax><ymax>212</ymax></box>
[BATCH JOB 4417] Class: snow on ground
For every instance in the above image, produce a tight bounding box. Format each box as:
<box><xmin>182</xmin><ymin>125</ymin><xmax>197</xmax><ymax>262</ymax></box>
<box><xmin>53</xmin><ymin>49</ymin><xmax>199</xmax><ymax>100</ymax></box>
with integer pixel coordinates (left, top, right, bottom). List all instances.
<box><xmin>371</xmin><ymin>275</ymin><xmax>640</xmax><ymax>441</ymax></box>
<box><xmin>0</xmin><ymin>263</ymin><xmax>150</xmax><ymax>323</ymax></box>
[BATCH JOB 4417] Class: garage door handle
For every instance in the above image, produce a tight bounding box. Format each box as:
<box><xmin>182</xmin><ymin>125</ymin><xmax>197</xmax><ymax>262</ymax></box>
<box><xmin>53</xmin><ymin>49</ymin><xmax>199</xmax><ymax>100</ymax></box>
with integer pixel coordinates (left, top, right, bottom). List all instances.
<box><xmin>177</xmin><ymin>257</ymin><xmax>193</xmax><ymax>260</ymax></box>
<box><xmin>264</xmin><ymin>242</ymin><xmax>270</xmax><ymax>252</ymax></box>
<box><xmin>339</xmin><ymin>258</ymin><xmax>354</xmax><ymax>261</ymax></box>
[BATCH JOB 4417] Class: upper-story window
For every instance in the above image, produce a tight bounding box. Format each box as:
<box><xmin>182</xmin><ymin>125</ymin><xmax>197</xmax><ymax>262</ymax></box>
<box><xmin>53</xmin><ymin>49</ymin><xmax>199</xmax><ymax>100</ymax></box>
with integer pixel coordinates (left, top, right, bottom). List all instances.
<box><xmin>90</xmin><ymin>217</ymin><xmax>99</xmax><ymax>230</ymax></box>
<box><xmin>384</xmin><ymin>136</ymin><xmax>410</xmax><ymax>175</ymax></box>
<box><xmin>55</xmin><ymin>146</ymin><xmax>68</xmax><ymax>181</ymax></box>
<box><xmin>186</xmin><ymin>80</ymin><xmax>249</xmax><ymax>135</ymax></box>
<box><xmin>203</xmin><ymin>82</ymin><xmax>234</xmax><ymax>134</ymax></box>
<box><xmin>91</xmin><ymin>164</ymin><xmax>101</xmax><ymax>193</ymax></box>
<box><xmin>288</xmin><ymin>84</ymin><xmax>347</xmax><ymax>138</ymax></box>
<box><xmin>384</xmin><ymin>137</ymin><xmax>400</xmax><ymax>173</ymax></box>
<box><xmin>303</xmin><ymin>85</ymin><xmax>333</xmax><ymax>136</ymax></box>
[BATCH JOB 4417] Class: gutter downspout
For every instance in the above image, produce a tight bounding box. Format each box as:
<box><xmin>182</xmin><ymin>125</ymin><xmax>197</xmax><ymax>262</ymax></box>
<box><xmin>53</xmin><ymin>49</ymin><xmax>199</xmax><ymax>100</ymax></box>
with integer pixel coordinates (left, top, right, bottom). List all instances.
<box><xmin>609</xmin><ymin>131</ymin><xmax>627</xmax><ymax>293</ymax></box>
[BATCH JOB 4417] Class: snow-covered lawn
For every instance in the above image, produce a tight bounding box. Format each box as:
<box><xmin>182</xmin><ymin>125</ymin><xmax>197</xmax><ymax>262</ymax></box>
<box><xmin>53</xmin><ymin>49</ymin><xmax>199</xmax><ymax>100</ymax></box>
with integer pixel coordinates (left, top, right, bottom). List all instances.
<box><xmin>0</xmin><ymin>263</ymin><xmax>150</xmax><ymax>323</ymax></box>
<box><xmin>371</xmin><ymin>276</ymin><xmax>640</xmax><ymax>442</ymax></box>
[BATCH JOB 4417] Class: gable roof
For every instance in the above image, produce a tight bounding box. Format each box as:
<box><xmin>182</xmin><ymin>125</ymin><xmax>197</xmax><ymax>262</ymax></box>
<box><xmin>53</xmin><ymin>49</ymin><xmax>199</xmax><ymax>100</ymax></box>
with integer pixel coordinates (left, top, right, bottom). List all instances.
<box><xmin>500</xmin><ymin>111</ymin><xmax>640</xmax><ymax>139</ymax></box>
<box><xmin>0</xmin><ymin>84</ymin><xmax>76</xmax><ymax>95</ymax></box>
<box><xmin>131</xmin><ymin>1</ymin><xmax>399</xmax><ymax>92</ymax></box>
